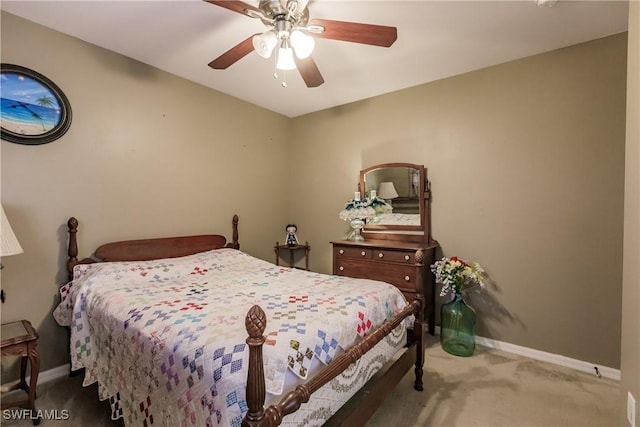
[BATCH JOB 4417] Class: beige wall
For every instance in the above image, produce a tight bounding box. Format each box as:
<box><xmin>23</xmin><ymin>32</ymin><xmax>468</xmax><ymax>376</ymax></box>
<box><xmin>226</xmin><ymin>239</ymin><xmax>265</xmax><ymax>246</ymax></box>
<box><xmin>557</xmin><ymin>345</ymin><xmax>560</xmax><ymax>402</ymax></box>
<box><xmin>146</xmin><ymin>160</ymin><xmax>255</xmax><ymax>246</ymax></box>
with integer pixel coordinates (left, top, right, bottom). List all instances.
<box><xmin>621</xmin><ymin>0</ymin><xmax>639</xmax><ymax>422</ymax></box>
<box><xmin>0</xmin><ymin>12</ymin><xmax>291</xmax><ymax>375</ymax></box>
<box><xmin>0</xmin><ymin>9</ymin><xmax>632</xmax><ymax>391</ymax></box>
<box><xmin>291</xmin><ymin>34</ymin><xmax>628</xmax><ymax>369</ymax></box>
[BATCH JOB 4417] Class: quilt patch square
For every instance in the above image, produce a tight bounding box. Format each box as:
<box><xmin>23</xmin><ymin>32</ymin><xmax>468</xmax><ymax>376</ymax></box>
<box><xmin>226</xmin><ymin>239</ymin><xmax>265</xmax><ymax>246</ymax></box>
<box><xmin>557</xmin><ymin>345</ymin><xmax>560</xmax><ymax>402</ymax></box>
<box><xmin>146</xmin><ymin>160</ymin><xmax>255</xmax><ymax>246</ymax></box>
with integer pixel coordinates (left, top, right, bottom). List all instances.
<box><xmin>356</xmin><ymin>311</ymin><xmax>373</xmax><ymax>337</ymax></box>
<box><xmin>212</xmin><ymin>344</ymin><xmax>246</xmax><ymax>383</ymax></box>
<box><xmin>287</xmin><ymin>339</ymin><xmax>314</xmax><ymax>379</ymax></box>
<box><xmin>314</xmin><ymin>329</ymin><xmax>340</xmax><ymax>364</ymax></box>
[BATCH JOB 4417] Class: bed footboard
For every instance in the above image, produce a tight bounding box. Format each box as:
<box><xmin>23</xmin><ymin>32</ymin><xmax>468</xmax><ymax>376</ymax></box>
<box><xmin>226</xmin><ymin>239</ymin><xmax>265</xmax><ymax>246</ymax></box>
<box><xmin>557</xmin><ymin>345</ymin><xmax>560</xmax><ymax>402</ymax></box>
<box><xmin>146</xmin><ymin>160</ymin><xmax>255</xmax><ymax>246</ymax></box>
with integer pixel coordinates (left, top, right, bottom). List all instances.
<box><xmin>242</xmin><ymin>299</ymin><xmax>424</xmax><ymax>427</ymax></box>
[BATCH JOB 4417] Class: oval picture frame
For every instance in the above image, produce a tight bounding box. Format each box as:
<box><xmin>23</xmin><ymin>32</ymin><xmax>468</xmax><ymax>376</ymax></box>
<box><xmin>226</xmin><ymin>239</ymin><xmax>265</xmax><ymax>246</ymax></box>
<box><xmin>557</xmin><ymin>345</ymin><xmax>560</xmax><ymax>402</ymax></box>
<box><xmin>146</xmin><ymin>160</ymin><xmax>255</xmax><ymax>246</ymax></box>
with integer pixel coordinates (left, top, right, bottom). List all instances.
<box><xmin>1</xmin><ymin>64</ymin><xmax>72</xmax><ymax>145</ymax></box>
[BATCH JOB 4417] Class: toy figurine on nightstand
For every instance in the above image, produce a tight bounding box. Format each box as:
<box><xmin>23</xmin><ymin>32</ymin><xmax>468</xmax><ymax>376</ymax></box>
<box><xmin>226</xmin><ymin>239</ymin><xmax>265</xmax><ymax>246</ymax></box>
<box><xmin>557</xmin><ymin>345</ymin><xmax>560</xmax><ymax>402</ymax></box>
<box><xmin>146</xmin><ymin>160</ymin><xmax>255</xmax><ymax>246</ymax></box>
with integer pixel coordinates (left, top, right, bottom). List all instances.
<box><xmin>285</xmin><ymin>224</ymin><xmax>299</xmax><ymax>247</ymax></box>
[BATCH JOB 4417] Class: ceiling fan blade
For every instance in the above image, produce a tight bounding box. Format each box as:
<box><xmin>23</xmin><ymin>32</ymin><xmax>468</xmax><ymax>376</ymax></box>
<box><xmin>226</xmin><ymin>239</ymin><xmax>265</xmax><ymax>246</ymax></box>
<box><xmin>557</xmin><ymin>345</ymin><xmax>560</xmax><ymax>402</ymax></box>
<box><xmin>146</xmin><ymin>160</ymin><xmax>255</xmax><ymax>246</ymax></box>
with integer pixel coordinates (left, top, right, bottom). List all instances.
<box><xmin>307</xmin><ymin>19</ymin><xmax>397</xmax><ymax>47</ymax></box>
<box><xmin>294</xmin><ymin>56</ymin><xmax>324</xmax><ymax>87</ymax></box>
<box><xmin>204</xmin><ymin>0</ymin><xmax>261</xmax><ymax>17</ymax></box>
<box><xmin>208</xmin><ymin>35</ymin><xmax>257</xmax><ymax>69</ymax></box>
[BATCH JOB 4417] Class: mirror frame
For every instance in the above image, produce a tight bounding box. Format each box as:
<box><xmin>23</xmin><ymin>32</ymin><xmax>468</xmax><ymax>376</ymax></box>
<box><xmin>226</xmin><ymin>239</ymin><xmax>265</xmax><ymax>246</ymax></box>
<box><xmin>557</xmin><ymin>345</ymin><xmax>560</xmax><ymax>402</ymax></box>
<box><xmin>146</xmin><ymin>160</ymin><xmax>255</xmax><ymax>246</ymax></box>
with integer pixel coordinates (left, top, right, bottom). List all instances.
<box><xmin>359</xmin><ymin>162</ymin><xmax>429</xmax><ymax>238</ymax></box>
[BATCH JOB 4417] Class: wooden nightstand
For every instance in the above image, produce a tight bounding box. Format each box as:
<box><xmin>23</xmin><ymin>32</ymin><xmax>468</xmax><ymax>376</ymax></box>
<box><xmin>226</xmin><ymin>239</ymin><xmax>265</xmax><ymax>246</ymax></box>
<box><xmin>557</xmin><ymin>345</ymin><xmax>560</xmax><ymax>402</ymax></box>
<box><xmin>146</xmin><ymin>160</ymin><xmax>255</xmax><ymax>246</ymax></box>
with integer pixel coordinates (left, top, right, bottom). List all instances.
<box><xmin>1</xmin><ymin>320</ymin><xmax>40</xmax><ymax>425</ymax></box>
<box><xmin>275</xmin><ymin>242</ymin><xmax>310</xmax><ymax>270</ymax></box>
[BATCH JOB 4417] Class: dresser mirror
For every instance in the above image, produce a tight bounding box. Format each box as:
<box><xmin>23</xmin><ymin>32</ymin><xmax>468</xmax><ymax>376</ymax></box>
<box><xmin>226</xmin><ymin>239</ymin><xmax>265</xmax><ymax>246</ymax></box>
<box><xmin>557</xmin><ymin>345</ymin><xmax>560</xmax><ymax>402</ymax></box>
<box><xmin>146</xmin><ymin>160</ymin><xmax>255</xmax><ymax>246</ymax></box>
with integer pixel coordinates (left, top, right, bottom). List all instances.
<box><xmin>359</xmin><ymin>163</ymin><xmax>428</xmax><ymax>237</ymax></box>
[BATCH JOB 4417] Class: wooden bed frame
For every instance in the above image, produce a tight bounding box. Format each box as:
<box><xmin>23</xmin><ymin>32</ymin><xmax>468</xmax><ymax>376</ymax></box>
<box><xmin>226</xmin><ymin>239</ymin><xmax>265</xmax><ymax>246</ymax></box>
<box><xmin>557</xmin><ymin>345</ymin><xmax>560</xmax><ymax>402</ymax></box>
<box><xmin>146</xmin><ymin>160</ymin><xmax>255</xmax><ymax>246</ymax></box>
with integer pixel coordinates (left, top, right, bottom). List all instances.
<box><xmin>65</xmin><ymin>214</ymin><xmax>425</xmax><ymax>426</ymax></box>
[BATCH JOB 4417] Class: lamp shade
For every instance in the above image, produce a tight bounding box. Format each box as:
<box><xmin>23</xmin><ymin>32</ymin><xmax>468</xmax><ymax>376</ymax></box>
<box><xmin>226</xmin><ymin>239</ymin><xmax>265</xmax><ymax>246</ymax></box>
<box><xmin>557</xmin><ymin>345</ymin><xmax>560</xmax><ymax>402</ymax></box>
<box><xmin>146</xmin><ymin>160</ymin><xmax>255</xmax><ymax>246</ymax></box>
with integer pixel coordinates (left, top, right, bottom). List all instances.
<box><xmin>1</xmin><ymin>206</ymin><xmax>23</xmax><ymax>257</ymax></box>
<box><xmin>276</xmin><ymin>44</ymin><xmax>296</xmax><ymax>70</ymax></box>
<box><xmin>378</xmin><ymin>182</ymin><xmax>399</xmax><ymax>199</ymax></box>
<box><xmin>252</xmin><ymin>31</ymin><xmax>278</xmax><ymax>59</ymax></box>
<box><xmin>290</xmin><ymin>30</ymin><xmax>314</xmax><ymax>59</ymax></box>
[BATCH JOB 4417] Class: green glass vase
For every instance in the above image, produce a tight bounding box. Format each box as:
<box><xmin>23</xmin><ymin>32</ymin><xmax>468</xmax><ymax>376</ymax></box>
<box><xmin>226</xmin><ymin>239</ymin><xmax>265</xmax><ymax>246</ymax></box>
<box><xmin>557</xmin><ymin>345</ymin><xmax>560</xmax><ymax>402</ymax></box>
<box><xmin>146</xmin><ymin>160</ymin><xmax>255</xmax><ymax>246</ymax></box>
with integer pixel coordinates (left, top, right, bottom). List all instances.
<box><xmin>440</xmin><ymin>293</ymin><xmax>476</xmax><ymax>357</ymax></box>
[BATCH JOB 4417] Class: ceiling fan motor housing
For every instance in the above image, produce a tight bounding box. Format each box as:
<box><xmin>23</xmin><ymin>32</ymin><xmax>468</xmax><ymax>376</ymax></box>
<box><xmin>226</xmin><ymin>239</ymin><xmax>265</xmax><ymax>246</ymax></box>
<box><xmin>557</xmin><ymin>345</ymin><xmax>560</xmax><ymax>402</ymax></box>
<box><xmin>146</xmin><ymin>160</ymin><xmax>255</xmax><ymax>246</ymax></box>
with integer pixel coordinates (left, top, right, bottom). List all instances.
<box><xmin>257</xmin><ymin>0</ymin><xmax>309</xmax><ymax>26</ymax></box>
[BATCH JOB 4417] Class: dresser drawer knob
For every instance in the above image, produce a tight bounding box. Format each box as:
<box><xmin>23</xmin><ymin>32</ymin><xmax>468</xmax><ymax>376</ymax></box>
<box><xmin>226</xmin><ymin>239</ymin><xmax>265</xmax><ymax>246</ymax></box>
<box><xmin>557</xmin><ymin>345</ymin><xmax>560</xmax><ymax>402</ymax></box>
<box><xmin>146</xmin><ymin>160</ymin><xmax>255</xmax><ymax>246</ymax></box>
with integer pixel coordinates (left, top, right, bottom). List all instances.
<box><xmin>404</xmin><ymin>275</ymin><xmax>410</xmax><ymax>282</ymax></box>
<box><xmin>339</xmin><ymin>266</ymin><xmax>344</xmax><ymax>271</ymax></box>
<box><xmin>361</xmin><ymin>251</ymin><xmax>366</xmax><ymax>257</ymax></box>
<box><xmin>404</xmin><ymin>255</ymin><xmax>410</xmax><ymax>261</ymax></box>
<box><xmin>339</xmin><ymin>249</ymin><xmax>344</xmax><ymax>255</ymax></box>
<box><xmin>378</xmin><ymin>253</ymin><xmax>384</xmax><ymax>258</ymax></box>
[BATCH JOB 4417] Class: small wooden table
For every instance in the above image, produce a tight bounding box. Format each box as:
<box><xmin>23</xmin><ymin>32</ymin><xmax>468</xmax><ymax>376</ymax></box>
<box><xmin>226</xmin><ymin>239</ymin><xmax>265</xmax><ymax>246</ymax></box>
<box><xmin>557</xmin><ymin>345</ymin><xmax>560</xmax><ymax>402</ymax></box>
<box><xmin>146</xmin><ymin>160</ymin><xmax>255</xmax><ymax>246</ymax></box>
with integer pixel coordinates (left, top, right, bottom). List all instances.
<box><xmin>274</xmin><ymin>242</ymin><xmax>310</xmax><ymax>270</ymax></box>
<box><xmin>1</xmin><ymin>320</ymin><xmax>40</xmax><ymax>425</ymax></box>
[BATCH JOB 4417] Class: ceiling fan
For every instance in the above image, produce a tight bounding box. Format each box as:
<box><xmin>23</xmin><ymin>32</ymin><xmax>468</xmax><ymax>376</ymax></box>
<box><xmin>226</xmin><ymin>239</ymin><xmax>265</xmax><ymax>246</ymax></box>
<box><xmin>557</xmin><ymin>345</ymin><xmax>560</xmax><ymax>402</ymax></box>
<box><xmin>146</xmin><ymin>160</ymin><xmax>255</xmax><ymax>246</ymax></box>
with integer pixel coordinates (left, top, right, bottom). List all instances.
<box><xmin>205</xmin><ymin>0</ymin><xmax>398</xmax><ymax>87</ymax></box>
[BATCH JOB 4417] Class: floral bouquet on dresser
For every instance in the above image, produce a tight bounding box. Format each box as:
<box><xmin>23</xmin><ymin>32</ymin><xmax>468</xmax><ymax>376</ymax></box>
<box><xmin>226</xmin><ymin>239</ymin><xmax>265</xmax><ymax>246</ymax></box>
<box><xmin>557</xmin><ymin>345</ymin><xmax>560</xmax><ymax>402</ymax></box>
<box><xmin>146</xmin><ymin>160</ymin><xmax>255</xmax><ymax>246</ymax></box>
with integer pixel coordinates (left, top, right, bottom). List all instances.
<box><xmin>430</xmin><ymin>256</ymin><xmax>486</xmax><ymax>357</ymax></box>
<box><xmin>338</xmin><ymin>192</ymin><xmax>392</xmax><ymax>241</ymax></box>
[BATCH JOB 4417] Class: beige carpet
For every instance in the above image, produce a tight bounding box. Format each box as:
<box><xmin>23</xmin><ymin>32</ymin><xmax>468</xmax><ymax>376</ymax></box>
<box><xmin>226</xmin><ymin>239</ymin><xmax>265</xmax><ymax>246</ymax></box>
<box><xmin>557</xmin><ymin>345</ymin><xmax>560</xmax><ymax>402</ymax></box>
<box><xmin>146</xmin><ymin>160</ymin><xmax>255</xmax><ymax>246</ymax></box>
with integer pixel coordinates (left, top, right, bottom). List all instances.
<box><xmin>1</xmin><ymin>336</ymin><xmax>623</xmax><ymax>426</ymax></box>
<box><xmin>368</xmin><ymin>337</ymin><xmax>623</xmax><ymax>427</ymax></box>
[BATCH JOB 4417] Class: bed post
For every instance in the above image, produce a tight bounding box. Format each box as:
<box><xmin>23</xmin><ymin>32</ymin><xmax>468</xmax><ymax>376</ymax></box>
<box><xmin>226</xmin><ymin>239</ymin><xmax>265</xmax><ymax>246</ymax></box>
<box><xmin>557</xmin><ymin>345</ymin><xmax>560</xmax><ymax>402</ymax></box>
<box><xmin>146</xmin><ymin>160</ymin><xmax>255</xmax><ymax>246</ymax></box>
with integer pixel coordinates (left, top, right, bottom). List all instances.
<box><xmin>413</xmin><ymin>249</ymin><xmax>426</xmax><ymax>392</ymax></box>
<box><xmin>228</xmin><ymin>214</ymin><xmax>240</xmax><ymax>250</ymax></box>
<box><xmin>413</xmin><ymin>296</ymin><xmax>425</xmax><ymax>391</ymax></box>
<box><xmin>243</xmin><ymin>305</ymin><xmax>269</xmax><ymax>427</ymax></box>
<box><xmin>67</xmin><ymin>217</ymin><xmax>79</xmax><ymax>281</ymax></box>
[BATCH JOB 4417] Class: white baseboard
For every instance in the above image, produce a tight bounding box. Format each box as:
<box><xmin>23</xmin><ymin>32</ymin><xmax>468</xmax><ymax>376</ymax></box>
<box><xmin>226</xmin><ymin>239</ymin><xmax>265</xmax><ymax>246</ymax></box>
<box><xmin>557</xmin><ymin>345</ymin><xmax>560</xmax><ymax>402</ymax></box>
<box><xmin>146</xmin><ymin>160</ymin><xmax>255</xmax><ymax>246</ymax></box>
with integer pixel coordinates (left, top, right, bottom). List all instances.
<box><xmin>475</xmin><ymin>335</ymin><xmax>621</xmax><ymax>380</ymax></box>
<box><xmin>434</xmin><ymin>326</ymin><xmax>620</xmax><ymax>381</ymax></box>
<box><xmin>38</xmin><ymin>363</ymin><xmax>72</xmax><ymax>384</ymax></box>
<box><xmin>1</xmin><ymin>363</ymin><xmax>71</xmax><ymax>393</ymax></box>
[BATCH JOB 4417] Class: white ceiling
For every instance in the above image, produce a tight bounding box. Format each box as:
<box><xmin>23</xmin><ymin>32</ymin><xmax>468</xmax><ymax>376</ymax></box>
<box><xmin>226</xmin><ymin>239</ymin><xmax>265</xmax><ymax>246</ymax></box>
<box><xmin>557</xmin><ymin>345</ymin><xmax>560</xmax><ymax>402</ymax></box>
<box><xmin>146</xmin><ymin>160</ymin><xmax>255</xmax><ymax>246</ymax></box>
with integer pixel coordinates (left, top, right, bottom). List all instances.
<box><xmin>1</xmin><ymin>1</ymin><xmax>629</xmax><ymax>118</ymax></box>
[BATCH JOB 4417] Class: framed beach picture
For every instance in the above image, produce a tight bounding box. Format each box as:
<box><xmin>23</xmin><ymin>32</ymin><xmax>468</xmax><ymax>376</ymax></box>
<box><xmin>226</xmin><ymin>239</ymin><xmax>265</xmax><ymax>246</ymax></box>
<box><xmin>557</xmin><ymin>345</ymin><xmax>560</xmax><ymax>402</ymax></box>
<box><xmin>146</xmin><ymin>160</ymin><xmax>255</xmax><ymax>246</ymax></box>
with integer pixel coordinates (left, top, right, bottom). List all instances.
<box><xmin>1</xmin><ymin>64</ymin><xmax>72</xmax><ymax>145</ymax></box>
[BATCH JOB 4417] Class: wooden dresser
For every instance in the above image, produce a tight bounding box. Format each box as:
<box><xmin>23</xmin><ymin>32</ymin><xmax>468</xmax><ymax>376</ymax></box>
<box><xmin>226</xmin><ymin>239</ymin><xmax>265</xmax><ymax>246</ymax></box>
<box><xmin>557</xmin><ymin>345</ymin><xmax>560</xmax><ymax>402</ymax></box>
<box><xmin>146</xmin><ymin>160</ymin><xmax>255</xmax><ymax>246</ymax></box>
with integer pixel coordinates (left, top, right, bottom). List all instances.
<box><xmin>331</xmin><ymin>239</ymin><xmax>438</xmax><ymax>335</ymax></box>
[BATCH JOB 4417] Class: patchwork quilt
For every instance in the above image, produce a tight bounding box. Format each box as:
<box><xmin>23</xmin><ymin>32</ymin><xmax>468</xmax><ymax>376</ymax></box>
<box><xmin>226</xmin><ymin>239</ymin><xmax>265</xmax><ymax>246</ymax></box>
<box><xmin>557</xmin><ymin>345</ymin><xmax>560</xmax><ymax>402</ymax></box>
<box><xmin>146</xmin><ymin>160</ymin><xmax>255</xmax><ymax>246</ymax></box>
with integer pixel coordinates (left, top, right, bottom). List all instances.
<box><xmin>53</xmin><ymin>248</ymin><xmax>408</xmax><ymax>427</ymax></box>
<box><xmin>375</xmin><ymin>213</ymin><xmax>421</xmax><ymax>226</ymax></box>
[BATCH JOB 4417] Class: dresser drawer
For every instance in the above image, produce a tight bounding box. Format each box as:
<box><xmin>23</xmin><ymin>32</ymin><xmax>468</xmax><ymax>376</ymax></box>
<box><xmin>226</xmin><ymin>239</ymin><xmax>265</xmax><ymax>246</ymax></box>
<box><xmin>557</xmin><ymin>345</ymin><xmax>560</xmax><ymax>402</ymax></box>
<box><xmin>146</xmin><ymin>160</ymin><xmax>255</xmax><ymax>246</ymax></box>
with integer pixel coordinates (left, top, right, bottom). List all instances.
<box><xmin>335</xmin><ymin>259</ymin><xmax>418</xmax><ymax>292</ymax></box>
<box><xmin>370</xmin><ymin>249</ymin><xmax>415</xmax><ymax>264</ymax></box>
<box><xmin>334</xmin><ymin>246</ymin><xmax>372</xmax><ymax>260</ymax></box>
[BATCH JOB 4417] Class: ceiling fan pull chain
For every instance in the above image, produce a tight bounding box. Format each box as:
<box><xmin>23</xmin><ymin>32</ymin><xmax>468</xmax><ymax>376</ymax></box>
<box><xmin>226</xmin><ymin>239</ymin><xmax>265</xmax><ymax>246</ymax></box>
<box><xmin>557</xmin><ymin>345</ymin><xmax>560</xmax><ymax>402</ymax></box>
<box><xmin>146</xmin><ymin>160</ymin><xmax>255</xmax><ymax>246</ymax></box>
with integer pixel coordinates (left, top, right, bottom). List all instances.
<box><xmin>273</xmin><ymin>44</ymin><xmax>288</xmax><ymax>87</ymax></box>
<box><xmin>273</xmin><ymin>48</ymin><xmax>280</xmax><ymax>80</ymax></box>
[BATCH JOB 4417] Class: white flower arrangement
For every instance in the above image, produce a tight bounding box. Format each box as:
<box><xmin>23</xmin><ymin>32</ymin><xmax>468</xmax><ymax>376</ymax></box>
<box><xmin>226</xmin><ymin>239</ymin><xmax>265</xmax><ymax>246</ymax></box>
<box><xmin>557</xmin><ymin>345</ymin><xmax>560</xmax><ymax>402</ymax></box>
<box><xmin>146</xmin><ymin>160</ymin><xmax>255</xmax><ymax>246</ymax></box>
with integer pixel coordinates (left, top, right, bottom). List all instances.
<box><xmin>369</xmin><ymin>196</ymin><xmax>392</xmax><ymax>214</ymax></box>
<box><xmin>431</xmin><ymin>256</ymin><xmax>486</xmax><ymax>297</ymax></box>
<box><xmin>338</xmin><ymin>196</ymin><xmax>391</xmax><ymax>221</ymax></box>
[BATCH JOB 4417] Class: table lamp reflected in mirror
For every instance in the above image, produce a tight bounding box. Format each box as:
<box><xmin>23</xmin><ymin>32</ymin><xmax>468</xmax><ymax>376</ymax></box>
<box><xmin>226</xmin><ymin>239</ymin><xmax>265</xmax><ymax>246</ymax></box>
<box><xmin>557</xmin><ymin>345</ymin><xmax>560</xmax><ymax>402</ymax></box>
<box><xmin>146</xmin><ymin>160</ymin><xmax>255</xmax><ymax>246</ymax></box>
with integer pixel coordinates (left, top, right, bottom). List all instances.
<box><xmin>378</xmin><ymin>181</ymin><xmax>399</xmax><ymax>206</ymax></box>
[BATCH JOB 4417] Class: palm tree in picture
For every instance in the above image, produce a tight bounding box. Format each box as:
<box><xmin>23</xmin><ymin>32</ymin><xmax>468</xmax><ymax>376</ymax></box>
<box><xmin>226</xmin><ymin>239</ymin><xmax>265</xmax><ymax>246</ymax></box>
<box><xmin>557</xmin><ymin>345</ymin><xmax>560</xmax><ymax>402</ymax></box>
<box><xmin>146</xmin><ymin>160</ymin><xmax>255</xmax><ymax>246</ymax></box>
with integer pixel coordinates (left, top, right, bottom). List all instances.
<box><xmin>36</xmin><ymin>95</ymin><xmax>55</xmax><ymax>108</ymax></box>
<box><xmin>37</xmin><ymin>95</ymin><xmax>58</xmax><ymax>130</ymax></box>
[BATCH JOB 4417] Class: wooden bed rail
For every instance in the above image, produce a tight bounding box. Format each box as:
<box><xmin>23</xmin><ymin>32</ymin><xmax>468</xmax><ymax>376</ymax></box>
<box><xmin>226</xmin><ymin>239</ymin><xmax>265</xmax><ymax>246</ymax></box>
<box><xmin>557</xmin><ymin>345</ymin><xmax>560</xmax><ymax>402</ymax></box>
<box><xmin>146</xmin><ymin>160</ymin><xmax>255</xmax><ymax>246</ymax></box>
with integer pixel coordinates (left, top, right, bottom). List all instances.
<box><xmin>242</xmin><ymin>299</ymin><xmax>424</xmax><ymax>427</ymax></box>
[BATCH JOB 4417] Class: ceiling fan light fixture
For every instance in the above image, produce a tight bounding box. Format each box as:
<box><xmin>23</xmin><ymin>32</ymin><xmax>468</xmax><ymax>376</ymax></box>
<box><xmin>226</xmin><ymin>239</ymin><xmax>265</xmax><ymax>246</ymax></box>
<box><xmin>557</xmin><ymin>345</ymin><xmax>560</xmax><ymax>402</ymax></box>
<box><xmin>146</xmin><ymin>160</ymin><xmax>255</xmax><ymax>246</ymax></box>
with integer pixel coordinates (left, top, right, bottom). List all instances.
<box><xmin>252</xmin><ymin>30</ymin><xmax>277</xmax><ymax>58</ymax></box>
<box><xmin>290</xmin><ymin>29</ymin><xmax>314</xmax><ymax>59</ymax></box>
<box><xmin>276</xmin><ymin>40</ymin><xmax>296</xmax><ymax>70</ymax></box>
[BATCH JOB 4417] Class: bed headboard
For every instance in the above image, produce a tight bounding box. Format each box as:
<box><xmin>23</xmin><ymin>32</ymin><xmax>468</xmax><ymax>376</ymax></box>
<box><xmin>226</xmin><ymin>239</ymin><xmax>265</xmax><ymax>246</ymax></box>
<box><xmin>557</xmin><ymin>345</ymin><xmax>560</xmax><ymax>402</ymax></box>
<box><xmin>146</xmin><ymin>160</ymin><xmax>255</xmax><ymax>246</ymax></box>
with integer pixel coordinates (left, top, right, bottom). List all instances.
<box><xmin>67</xmin><ymin>214</ymin><xmax>239</xmax><ymax>280</ymax></box>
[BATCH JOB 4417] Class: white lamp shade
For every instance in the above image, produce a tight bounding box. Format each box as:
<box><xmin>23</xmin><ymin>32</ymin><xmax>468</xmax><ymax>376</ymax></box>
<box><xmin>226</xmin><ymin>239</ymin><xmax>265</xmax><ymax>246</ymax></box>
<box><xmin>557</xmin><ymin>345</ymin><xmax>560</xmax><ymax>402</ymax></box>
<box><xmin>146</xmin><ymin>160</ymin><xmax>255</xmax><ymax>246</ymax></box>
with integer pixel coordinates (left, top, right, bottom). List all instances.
<box><xmin>378</xmin><ymin>182</ymin><xmax>399</xmax><ymax>199</ymax></box>
<box><xmin>290</xmin><ymin>30</ymin><xmax>314</xmax><ymax>59</ymax></box>
<box><xmin>1</xmin><ymin>206</ymin><xmax>23</xmax><ymax>257</ymax></box>
<box><xmin>252</xmin><ymin>31</ymin><xmax>277</xmax><ymax>58</ymax></box>
<box><xmin>276</xmin><ymin>46</ymin><xmax>296</xmax><ymax>70</ymax></box>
